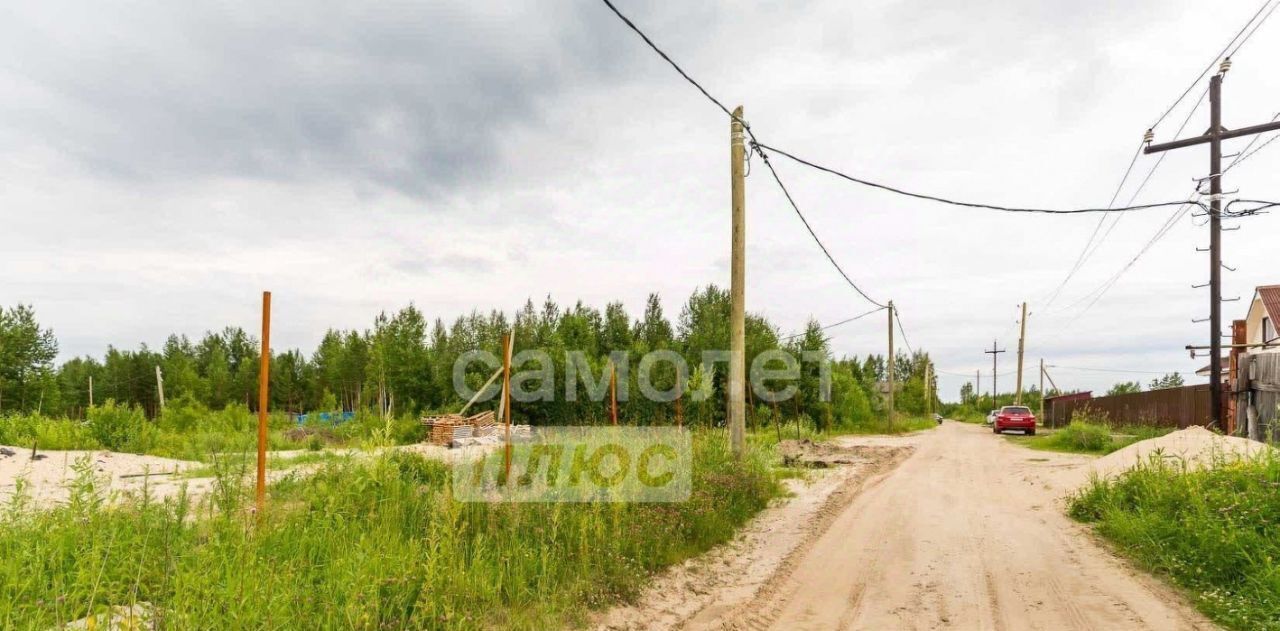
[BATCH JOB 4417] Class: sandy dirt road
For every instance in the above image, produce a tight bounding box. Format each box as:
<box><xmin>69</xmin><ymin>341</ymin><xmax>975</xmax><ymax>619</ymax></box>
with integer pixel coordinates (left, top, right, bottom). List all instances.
<box><xmin>604</xmin><ymin>422</ymin><xmax>1217</xmax><ymax>631</ymax></box>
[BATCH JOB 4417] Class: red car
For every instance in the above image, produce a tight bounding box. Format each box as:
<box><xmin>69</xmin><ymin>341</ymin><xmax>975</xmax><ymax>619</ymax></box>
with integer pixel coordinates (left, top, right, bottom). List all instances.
<box><xmin>992</xmin><ymin>405</ymin><xmax>1037</xmax><ymax>435</ymax></box>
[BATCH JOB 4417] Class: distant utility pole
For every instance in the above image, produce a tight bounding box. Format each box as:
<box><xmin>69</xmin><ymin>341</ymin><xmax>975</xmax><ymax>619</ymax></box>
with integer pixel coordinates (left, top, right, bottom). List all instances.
<box><xmin>1144</xmin><ymin>59</ymin><xmax>1280</xmax><ymax>429</ymax></box>
<box><xmin>728</xmin><ymin>104</ymin><xmax>747</xmax><ymax>457</ymax></box>
<box><xmin>975</xmin><ymin>370</ymin><xmax>980</xmax><ymax>406</ymax></box>
<box><xmin>984</xmin><ymin>340</ymin><xmax>1006</xmax><ymax>406</ymax></box>
<box><xmin>88</xmin><ymin>376</ymin><xmax>94</xmax><ymax>408</ymax></box>
<box><xmin>1039</xmin><ymin>358</ymin><xmax>1045</xmax><ymax>421</ymax></box>
<box><xmin>887</xmin><ymin>300</ymin><xmax>896</xmax><ymax>430</ymax></box>
<box><xmin>1015</xmin><ymin>302</ymin><xmax>1028</xmax><ymax>404</ymax></box>
<box><xmin>155</xmin><ymin>365</ymin><xmax>166</xmax><ymax>411</ymax></box>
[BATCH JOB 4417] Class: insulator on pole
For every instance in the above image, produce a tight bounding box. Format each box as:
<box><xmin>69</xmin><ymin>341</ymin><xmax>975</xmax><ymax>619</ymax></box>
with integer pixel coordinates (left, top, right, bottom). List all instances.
<box><xmin>1143</xmin><ymin>128</ymin><xmax>1154</xmax><ymax>145</ymax></box>
<box><xmin>1219</xmin><ymin>56</ymin><xmax>1232</xmax><ymax>75</ymax></box>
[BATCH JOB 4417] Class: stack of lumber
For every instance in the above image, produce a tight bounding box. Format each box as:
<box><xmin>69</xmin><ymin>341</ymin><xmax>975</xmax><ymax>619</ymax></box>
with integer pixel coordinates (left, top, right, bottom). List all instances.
<box><xmin>468</xmin><ymin>411</ymin><xmax>496</xmax><ymax>437</ymax></box>
<box><xmin>422</xmin><ymin>414</ymin><xmax>468</xmax><ymax>446</ymax></box>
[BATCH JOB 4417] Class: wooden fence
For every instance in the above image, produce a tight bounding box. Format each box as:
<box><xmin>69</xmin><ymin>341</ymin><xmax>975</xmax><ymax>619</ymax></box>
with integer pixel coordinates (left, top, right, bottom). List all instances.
<box><xmin>1048</xmin><ymin>384</ymin><xmax>1213</xmax><ymax>429</ymax></box>
<box><xmin>1236</xmin><ymin>351</ymin><xmax>1280</xmax><ymax>441</ymax></box>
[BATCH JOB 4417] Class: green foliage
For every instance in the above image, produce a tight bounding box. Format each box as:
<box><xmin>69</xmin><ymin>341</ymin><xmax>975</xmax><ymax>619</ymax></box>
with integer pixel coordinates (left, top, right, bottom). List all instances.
<box><xmin>1107</xmin><ymin>381</ymin><xmax>1143</xmax><ymax>396</ymax></box>
<box><xmin>1040</xmin><ymin>421</ymin><xmax>1113</xmax><ymax>453</ymax></box>
<box><xmin>0</xmin><ymin>432</ymin><xmax>782</xmax><ymax>629</ymax></box>
<box><xmin>1149</xmin><ymin>372</ymin><xmax>1186</xmax><ymax>390</ymax></box>
<box><xmin>86</xmin><ymin>400</ymin><xmax>157</xmax><ymax>452</ymax></box>
<box><xmin>1070</xmin><ymin>452</ymin><xmax>1280</xmax><ymax>630</ymax></box>
<box><xmin>0</xmin><ymin>304</ymin><xmax>59</xmax><ymax>414</ymax></box>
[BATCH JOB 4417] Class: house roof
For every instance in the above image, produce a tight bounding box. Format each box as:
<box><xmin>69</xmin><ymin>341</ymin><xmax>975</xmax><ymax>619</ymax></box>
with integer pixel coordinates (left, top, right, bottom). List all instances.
<box><xmin>1195</xmin><ymin>360</ymin><xmax>1229</xmax><ymax>377</ymax></box>
<box><xmin>1257</xmin><ymin>285</ymin><xmax>1280</xmax><ymax>322</ymax></box>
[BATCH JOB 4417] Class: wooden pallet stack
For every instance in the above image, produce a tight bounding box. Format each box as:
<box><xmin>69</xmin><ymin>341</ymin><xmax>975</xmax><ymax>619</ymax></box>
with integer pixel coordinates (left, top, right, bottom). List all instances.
<box><xmin>468</xmin><ymin>411</ymin><xmax>496</xmax><ymax>437</ymax></box>
<box><xmin>422</xmin><ymin>414</ymin><xmax>468</xmax><ymax>446</ymax></box>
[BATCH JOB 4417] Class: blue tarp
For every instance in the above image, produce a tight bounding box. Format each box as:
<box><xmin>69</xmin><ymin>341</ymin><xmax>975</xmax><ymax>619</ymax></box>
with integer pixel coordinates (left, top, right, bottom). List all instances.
<box><xmin>293</xmin><ymin>411</ymin><xmax>356</xmax><ymax>425</ymax></box>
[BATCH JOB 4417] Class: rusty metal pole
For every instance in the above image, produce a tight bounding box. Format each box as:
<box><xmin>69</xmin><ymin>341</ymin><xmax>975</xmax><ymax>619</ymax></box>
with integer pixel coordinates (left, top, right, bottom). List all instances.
<box><xmin>256</xmin><ymin>291</ymin><xmax>271</xmax><ymax>515</ymax></box>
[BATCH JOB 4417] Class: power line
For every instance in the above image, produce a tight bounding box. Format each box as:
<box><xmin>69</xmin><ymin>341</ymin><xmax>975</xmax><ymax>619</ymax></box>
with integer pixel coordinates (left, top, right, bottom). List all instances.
<box><xmin>1149</xmin><ymin>0</ymin><xmax>1275</xmax><ymax>131</ymax></box>
<box><xmin>755</xmin><ymin>143</ymin><xmax>1201</xmax><ymax>215</ymax></box>
<box><xmin>1041</xmin><ymin>139</ymin><xmax>1145</xmax><ymax>306</ymax></box>
<box><xmin>892</xmin><ymin>308</ymin><xmax>915</xmax><ymax>356</ymax></box>
<box><xmin>1227</xmin><ymin>0</ymin><xmax>1280</xmax><ymax>58</ymax></box>
<box><xmin>753</xmin><ymin>147</ymin><xmax>888</xmax><ymax>307</ymax></box>
<box><xmin>780</xmin><ymin>306</ymin><xmax>886</xmax><ymax>341</ymax></box>
<box><xmin>600</xmin><ymin>0</ymin><xmax>886</xmax><ymax>307</ymax></box>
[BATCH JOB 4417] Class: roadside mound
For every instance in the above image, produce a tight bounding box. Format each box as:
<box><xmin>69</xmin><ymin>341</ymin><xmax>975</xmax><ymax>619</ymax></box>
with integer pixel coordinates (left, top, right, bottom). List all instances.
<box><xmin>1079</xmin><ymin>426</ymin><xmax>1271</xmax><ymax>487</ymax></box>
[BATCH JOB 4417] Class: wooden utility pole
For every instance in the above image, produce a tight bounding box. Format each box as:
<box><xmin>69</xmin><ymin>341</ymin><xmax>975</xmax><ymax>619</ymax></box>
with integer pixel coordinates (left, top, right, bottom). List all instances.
<box><xmin>886</xmin><ymin>300</ymin><xmax>895</xmax><ymax>430</ymax></box>
<box><xmin>609</xmin><ymin>360</ymin><xmax>618</xmax><ymax>426</ymax></box>
<box><xmin>675</xmin><ymin>390</ymin><xmax>683</xmax><ymax>428</ymax></box>
<box><xmin>155</xmin><ymin>365</ymin><xmax>166</xmax><ymax>411</ymax></box>
<box><xmin>728</xmin><ymin>105</ymin><xmax>747</xmax><ymax>457</ymax></box>
<box><xmin>501</xmin><ymin>333</ymin><xmax>513</xmax><ymax>480</ymax></box>
<box><xmin>975</xmin><ymin>370</ymin><xmax>980</xmax><ymax>406</ymax></box>
<box><xmin>984</xmin><ymin>340</ymin><xmax>1005</xmax><ymax>407</ymax></box>
<box><xmin>256</xmin><ymin>291</ymin><xmax>271</xmax><ymax>515</ymax></box>
<box><xmin>1015</xmin><ymin>302</ymin><xmax>1028</xmax><ymax>404</ymax></box>
<box><xmin>88</xmin><ymin>376</ymin><xmax>94</xmax><ymax>408</ymax></box>
<box><xmin>1039</xmin><ymin>358</ymin><xmax>1046</xmax><ymax>421</ymax></box>
<box><xmin>1144</xmin><ymin>59</ymin><xmax>1280</xmax><ymax>429</ymax></box>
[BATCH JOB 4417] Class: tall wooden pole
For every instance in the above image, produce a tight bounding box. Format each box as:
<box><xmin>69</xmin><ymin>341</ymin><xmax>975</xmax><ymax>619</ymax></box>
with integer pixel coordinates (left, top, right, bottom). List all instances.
<box><xmin>155</xmin><ymin>365</ymin><xmax>166</xmax><ymax>412</ymax></box>
<box><xmin>501</xmin><ymin>333</ymin><xmax>513</xmax><ymax>481</ymax></box>
<box><xmin>256</xmin><ymin>291</ymin><xmax>271</xmax><ymax>514</ymax></box>
<box><xmin>887</xmin><ymin>300</ymin><xmax>895</xmax><ymax>431</ymax></box>
<box><xmin>88</xmin><ymin>375</ymin><xmax>94</xmax><ymax>408</ymax></box>
<box><xmin>1015</xmin><ymin>302</ymin><xmax>1028</xmax><ymax>404</ymax></box>
<box><xmin>1039</xmin><ymin>358</ymin><xmax>1046</xmax><ymax>422</ymax></box>
<box><xmin>728</xmin><ymin>105</ymin><xmax>747</xmax><ymax>457</ymax></box>
<box><xmin>610</xmin><ymin>360</ymin><xmax>618</xmax><ymax>426</ymax></box>
<box><xmin>1142</xmin><ymin>63</ymin><xmax>1280</xmax><ymax>427</ymax></box>
<box><xmin>675</xmin><ymin>390</ymin><xmax>683</xmax><ymax>428</ymax></box>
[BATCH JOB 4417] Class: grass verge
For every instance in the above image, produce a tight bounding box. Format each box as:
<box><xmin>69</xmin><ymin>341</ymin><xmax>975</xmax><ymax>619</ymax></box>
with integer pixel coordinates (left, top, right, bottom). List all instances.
<box><xmin>1069</xmin><ymin>452</ymin><xmax>1280</xmax><ymax>630</ymax></box>
<box><xmin>1005</xmin><ymin>421</ymin><xmax>1174</xmax><ymax>455</ymax></box>
<box><xmin>0</xmin><ymin>431</ymin><xmax>782</xmax><ymax>630</ymax></box>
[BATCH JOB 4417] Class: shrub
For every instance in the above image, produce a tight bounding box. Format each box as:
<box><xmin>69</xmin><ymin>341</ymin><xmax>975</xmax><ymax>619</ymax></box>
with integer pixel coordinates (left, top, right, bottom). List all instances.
<box><xmin>86</xmin><ymin>401</ymin><xmax>156</xmax><ymax>452</ymax></box>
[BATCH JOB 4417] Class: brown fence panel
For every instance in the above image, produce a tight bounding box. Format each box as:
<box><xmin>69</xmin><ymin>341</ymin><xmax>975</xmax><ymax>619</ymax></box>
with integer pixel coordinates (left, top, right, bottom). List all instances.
<box><xmin>1240</xmin><ymin>352</ymin><xmax>1280</xmax><ymax>441</ymax></box>
<box><xmin>1056</xmin><ymin>384</ymin><xmax>1212</xmax><ymax>429</ymax></box>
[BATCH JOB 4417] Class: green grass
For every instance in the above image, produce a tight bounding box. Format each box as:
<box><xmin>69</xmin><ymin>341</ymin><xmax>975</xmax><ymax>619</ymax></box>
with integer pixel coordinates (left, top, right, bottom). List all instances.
<box><xmin>0</xmin><ymin>431</ymin><xmax>783</xmax><ymax>629</ymax></box>
<box><xmin>1069</xmin><ymin>451</ymin><xmax>1280</xmax><ymax>630</ymax></box>
<box><xmin>1006</xmin><ymin>421</ymin><xmax>1175</xmax><ymax>455</ymax></box>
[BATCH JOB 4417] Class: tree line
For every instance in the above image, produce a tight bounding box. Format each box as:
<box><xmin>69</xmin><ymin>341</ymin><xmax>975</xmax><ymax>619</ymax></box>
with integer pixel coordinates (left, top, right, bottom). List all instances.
<box><xmin>0</xmin><ymin>287</ymin><xmax>939</xmax><ymax>429</ymax></box>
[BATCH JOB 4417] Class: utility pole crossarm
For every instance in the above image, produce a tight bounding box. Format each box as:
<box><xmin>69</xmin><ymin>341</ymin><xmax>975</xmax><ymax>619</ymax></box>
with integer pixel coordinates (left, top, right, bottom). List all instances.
<box><xmin>1145</xmin><ymin>119</ymin><xmax>1280</xmax><ymax>153</ymax></box>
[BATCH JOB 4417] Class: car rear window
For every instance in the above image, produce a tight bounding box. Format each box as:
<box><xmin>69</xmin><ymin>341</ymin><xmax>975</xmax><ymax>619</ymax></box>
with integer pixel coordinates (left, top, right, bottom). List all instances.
<box><xmin>1001</xmin><ymin>406</ymin><xmax>1032</xmax><ymax>414</ymax></box>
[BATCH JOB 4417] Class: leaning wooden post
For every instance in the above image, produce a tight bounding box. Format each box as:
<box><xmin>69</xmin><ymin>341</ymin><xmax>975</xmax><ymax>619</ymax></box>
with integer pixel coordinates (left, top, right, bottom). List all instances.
<box><xmin>675</xmin><ymin>389</ymin><xmax>683</xmax><ymax>429</ymax></box>
<box><xmin>501</xmin><ymin>333</ymin><xmax>514</xmax><ymax>482</ymax></box>
<box><xmin>256</xmin><ymin>291</ymin><xmax>271</xmax><ymax>515</ymax></box>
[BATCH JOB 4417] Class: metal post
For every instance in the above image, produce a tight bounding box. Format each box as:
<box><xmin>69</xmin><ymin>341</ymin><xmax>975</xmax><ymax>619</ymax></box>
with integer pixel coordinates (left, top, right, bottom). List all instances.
<box><xmin>729</xmin><ymin>105</ymin><xmax>747</xmax><ymax>457</ymax></box>
<box><xmin>256</xmin><ymin>291</ymin><xmax>271</xmax><ymax>514</ymax></box>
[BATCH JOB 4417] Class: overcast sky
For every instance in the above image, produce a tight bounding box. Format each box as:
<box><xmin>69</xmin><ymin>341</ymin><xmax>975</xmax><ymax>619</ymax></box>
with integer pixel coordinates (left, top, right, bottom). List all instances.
<box><xmin>2</xmin><ymin>0</ymin><xmax>1278</xmax><ymax>400</ymax></box>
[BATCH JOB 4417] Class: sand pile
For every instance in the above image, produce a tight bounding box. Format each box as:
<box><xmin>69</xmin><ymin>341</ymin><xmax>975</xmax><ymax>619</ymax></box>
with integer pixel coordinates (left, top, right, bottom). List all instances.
<box><xmin>1077</xmin><ymin>427</ymin><xmax>1272</xmax><ymax>487</ymax></box>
